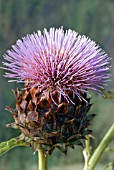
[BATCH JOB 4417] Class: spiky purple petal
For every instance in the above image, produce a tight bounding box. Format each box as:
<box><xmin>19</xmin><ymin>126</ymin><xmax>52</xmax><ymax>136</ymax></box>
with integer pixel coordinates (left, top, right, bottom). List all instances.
<box><xmin>2</xmin><ymin>27</ymin><xmax>111</xmax><ymax>102</ymax></box>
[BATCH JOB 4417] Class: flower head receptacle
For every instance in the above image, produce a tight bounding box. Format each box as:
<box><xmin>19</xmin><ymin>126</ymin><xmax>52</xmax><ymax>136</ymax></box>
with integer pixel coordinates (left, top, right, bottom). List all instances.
<box><xmin>6</xmin><ymin>87</ymin><xmax>95</xmax><ymax>154</ymax></box>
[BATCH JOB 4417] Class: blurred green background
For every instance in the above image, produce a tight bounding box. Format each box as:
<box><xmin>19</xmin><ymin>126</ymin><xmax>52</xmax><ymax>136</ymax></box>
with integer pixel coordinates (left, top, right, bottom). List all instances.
<box><xmin>0</xmin><ymin>0</ymin><xmax>114</xmax><ymax>170</ymax></box>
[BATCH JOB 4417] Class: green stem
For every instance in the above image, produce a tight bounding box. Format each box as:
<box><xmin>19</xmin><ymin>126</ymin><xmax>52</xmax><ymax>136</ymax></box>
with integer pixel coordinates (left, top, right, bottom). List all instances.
<box><xmin>83</xmin><ymin>135</ymin><xmax>91</xmax><ymax>169</ymax></box>
<box><xmin>38</xmin><ymin>147</ymin><xmax>48</xmax><ymax>170</ymax></box>
<box><xmin>86</xmin><ymin>135</ymin><xmax>91</xmax><ymax>158</ymax></box>
<box><xmin>83</xmin><ymin>123</ymin><xmax>114</xmax><ymax>170</ymax></box>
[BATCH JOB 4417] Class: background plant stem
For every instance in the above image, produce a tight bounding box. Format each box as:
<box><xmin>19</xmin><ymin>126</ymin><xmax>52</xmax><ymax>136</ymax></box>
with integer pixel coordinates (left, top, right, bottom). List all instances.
<box><xmin>84</xmin><ymin>123</ymin><xmax>114</xmax><ymax>170</ymax></box>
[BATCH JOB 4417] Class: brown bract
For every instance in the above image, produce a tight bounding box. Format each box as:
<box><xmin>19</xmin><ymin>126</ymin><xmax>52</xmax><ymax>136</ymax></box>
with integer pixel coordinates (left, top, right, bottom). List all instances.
<box><xmin>6</xmin><ymin>86</ymin><xmax>95</xmax><ymax>154</ymax></box>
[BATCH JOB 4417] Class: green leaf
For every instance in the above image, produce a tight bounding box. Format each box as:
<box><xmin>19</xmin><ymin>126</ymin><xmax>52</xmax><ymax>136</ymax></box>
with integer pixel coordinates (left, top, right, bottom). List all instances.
<box><xmin>105</xmin><ymin>147</ymin><xmax>114</xmax><ymax>152</ymax></box>
<box><xmin>0</xmin><ymin>136</ymin><xmax>30</xmax><ymax>156</ymax></box>
<box><xmin>101</xmin><ymin>89</ymin><xmax>114</xmax><ymax>99</ymax></box>
<box><xmin>104</xmin><ymin>162</ymin><xmax>114</xmax><ymax>170</ymax></box>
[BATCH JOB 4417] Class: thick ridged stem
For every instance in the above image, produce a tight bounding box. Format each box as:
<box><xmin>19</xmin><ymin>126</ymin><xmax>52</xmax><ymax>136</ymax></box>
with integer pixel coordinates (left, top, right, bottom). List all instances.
<box><xmin>83</xmin><ymin>123</ymin><xmax>114</xmax><ymax>170</ymax></box>
<box><xmin>38</xmin><ymin>148</ymin><xmax>48</xmax><ymax>170</ymax></box>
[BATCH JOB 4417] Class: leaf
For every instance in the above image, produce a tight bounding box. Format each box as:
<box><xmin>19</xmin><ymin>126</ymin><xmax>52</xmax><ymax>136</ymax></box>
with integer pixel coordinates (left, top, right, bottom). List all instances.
<box><xmin>67</xmin><ymin>140</ymin><xmax>83</xmax><ymax>147</ymax></box>
<box><xmin>67</xmin><ymin>144</ymin><xmax>75</xmax><ymax>149</ymax></box>
<box><xmin>6</xmin><ymin>122</ymin><xmax>18</xmax><ymax>129</ymax></box>
<box><xmin>82</xmin><ymin>130</ymin><xmax>92</xmax><ymax>136</ymax></box>
<box><xmin>84</xmin><ymin>104</ymin><xmax>93</xmax><ymax>114</ymax></box>
<box><xmin>47</xmin><ymin>146</ymin><xmax>54</xmax><ymax>155</ymax></box>
<box><xmin>55</xmin><ymin>144</ymin><xmax>67</xmax><ymax>154</ymax></box>
<box><xmin>105</xmin><ymin>147</ymin><xmax>114</xmax><ymax>152</ymax></box>
<box><xmin>104</xmin><ymin>162</ymin><xmax>114</xmax><ymax>170</ymax></box>
<box><xmin>87</xmin><ymin>114</ymin><xmax>96</xmax><ymax>121</ymax></box>
<box><xmin>67</xmin><ymin>134</ymin><xmax>82</xmax><ymax>142</ymax></box>
<box><xmin>101</xmin><ymin>89</ymin><xmax>114</xmax><ymax>99</ymax></box>
<box><xmin>0</xmin><ymin>136</ymin><xmax>30</xmax><ymax>156</ymax></box>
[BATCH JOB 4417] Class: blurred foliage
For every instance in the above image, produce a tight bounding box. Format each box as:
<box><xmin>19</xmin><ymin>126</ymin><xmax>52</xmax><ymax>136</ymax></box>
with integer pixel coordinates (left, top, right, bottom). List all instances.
<box><xmin>0</xmin><ymin>0</ymin><xmax>114</xmax><ymax>169</ymax></box>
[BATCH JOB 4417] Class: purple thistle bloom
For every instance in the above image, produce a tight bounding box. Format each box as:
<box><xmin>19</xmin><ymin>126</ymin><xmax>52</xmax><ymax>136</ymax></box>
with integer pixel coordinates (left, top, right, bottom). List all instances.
<box><xmin>2</xmin><ymin>27</ymin><xmax>111</xmax><ymax>103</ymax></box>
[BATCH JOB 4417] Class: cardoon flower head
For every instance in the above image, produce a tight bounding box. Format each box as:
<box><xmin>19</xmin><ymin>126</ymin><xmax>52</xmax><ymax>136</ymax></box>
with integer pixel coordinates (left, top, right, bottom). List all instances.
<box><xmin>2</xmin><ymin>27</ymin><xmax>110</xmax><ymax>103</ymax></box>
<box><xmin>1</xmin><ymin>27</ymin><xmax>111</xmax><ymax>154</ymax></box>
